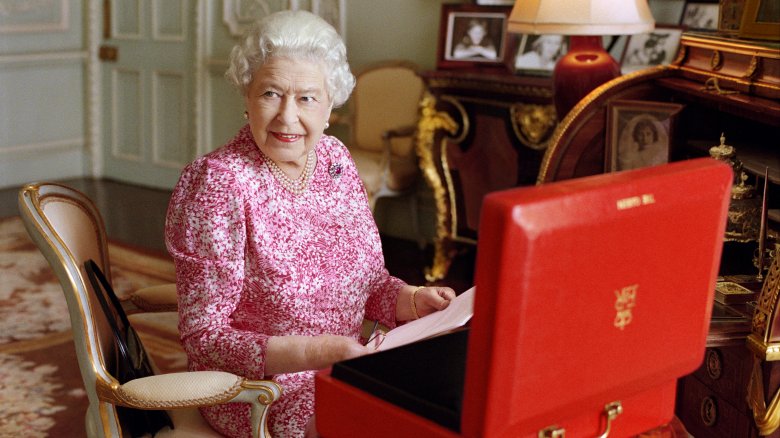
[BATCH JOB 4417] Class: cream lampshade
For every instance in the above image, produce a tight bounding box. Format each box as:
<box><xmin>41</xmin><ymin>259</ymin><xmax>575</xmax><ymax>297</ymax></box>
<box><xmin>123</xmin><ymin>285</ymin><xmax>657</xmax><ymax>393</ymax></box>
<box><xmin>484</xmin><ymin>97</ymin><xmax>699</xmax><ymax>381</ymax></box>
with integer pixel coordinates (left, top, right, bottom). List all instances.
<box><xmin>508</xmin><ymin>0</ymin><xmax>655</xmax><ymax>118</ymax></box>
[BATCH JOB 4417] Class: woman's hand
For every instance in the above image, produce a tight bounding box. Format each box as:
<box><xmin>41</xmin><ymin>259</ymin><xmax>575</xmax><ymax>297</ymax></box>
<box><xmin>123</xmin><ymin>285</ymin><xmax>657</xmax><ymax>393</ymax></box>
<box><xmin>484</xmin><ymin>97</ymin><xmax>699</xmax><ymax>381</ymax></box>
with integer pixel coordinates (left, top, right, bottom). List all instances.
<box><xmin>265</xmin><ymin>334</ymin><xmax>372</xmax><ymax>375</ymax></box>
<box><xmin>396</xmin><ymin>285</ymin><xmax>456</xmax><ymax>321</ymax></box>
<box><xmin>305</xmin><ymin>335</ymin><xmax>373</xmax><ymax>368</ymax></box>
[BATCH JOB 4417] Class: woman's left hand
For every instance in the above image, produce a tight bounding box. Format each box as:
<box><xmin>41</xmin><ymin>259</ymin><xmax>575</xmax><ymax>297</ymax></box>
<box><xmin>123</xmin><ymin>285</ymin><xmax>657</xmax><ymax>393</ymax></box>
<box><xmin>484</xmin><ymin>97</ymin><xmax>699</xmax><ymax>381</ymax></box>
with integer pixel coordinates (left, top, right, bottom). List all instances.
<box><xmin>412</xmin><ymin>286</ymin><xmax>456</xmax><ymax>318</ymax></box>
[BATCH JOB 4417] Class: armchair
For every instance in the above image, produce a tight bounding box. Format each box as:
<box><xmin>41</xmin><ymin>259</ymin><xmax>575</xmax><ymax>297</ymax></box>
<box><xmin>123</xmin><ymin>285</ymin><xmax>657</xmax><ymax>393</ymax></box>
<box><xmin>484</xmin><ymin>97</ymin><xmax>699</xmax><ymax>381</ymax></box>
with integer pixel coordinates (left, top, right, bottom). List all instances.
<box><xmin>335</xmin><ymin>61</ymin><xmax>425</xmax><ymax>235</ymax></box>
<box><xmin>18</xmin><ymin>182</ymin><xmax>281</xmax><ymax>438</ymax></box>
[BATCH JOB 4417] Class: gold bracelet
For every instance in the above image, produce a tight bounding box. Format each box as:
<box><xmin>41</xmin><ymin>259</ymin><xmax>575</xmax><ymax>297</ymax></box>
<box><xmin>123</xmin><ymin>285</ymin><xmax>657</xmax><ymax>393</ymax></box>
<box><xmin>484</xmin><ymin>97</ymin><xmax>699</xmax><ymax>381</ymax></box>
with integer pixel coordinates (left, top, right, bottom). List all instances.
<box><xmin>410</xmin><ymin>286</ymin><xmax>425</xmax><ymax>319</ymax></box>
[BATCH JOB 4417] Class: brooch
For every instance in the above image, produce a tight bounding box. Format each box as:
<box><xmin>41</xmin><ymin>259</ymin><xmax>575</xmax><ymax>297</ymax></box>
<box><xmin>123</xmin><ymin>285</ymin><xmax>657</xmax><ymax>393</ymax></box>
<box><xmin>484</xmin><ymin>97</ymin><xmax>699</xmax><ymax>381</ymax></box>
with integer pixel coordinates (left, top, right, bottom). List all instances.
<box><xmin>328</xmin><ymin>163</ymin><xmax>343</xmax><ymax>180</ymax></box>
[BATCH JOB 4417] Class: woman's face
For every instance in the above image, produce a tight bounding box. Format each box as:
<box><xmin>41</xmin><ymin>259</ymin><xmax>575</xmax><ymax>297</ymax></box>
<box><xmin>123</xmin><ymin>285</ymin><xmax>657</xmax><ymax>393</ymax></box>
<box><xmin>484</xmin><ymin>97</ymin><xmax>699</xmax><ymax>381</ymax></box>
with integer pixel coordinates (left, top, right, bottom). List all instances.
<box><xmin>245</xmin><ymin>56</ymin><xmax>332</xmax><ymax>164</ymax></box>
<box><xmin>637</xmin><ymin>125</ymin><xmax>654</xmax><ymax>145</ymax></box>
<box><xmin>467</xmin><ymin>24</ymin><xmax>486</xmax><ymax>44</ymax></box>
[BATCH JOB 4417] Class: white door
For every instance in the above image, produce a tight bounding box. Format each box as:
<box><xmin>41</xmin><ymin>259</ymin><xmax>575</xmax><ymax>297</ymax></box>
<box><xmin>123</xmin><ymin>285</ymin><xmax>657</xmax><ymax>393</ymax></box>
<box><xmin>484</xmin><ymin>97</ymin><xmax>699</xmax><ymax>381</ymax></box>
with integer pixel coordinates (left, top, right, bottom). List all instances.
<box><xmin>100</xmin><ymin>0</ymin><xmax>195</xmax><ymax>189</ymax></box>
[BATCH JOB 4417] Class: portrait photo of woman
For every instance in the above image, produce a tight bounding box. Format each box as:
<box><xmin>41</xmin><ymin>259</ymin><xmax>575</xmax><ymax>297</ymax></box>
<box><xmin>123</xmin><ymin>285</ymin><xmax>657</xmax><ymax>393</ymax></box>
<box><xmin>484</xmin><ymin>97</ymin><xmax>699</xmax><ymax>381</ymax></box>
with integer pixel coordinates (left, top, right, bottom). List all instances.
<box><xmin>606</xmin><ymin>100</ymin><xmax>684</xmax><ymax>172</ymax></box>
<box><xmin>616</xmin><ymin>114</ymin><xmax>669</xmax><ymax>171</ymax></box>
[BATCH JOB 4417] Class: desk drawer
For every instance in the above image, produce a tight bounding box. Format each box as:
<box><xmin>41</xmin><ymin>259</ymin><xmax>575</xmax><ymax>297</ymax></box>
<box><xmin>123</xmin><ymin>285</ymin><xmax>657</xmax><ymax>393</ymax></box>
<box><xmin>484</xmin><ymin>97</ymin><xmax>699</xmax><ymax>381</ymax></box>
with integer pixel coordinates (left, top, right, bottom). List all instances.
<box><xmin>692</xmin><ymin>346</ymin><xmax>753</xmax><ymax>407</ymax></box>
<box><xmin>677</xmin><ymin>375</ymin><xmax>755</xmax><ymax>438</ymax></box>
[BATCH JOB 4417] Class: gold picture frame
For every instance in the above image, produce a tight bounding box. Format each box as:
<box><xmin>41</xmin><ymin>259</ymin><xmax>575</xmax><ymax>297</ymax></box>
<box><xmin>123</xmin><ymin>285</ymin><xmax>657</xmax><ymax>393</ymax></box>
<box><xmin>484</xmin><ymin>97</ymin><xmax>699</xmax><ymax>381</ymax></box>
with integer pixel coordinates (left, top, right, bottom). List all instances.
<box><xmin>739</xmin><ymin>0</ymin><xmax>780</xmax><ymax>40</ymax></box>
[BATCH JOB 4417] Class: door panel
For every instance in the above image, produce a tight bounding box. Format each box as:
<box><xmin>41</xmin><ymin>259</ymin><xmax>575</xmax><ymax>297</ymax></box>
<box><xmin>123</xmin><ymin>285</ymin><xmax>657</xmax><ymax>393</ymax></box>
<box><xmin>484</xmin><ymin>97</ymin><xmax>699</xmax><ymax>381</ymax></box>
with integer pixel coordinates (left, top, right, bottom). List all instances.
<box><xmin>101</xmin><ymin>0</ymin><xmax>194</xmax><ymax>189</ymax></box>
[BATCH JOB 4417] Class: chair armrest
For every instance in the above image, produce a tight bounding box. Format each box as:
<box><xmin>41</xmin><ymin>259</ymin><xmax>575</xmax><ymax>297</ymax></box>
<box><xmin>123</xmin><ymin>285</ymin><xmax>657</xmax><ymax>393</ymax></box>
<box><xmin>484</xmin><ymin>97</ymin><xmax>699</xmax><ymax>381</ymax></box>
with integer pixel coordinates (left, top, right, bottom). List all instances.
<box><xmin>130</xmin><ymin>283</ymin><xmax>178</xmax><ymax>313</ymax></box>
<box><xmin>100</xmin><ymin>371</ymin><xmax>282</xmax><ymax>438</ymax></box>
<box><xmin>114</xmin><ymin>371</ymin><xmax>281</xmax><ymax>409</ymax></box>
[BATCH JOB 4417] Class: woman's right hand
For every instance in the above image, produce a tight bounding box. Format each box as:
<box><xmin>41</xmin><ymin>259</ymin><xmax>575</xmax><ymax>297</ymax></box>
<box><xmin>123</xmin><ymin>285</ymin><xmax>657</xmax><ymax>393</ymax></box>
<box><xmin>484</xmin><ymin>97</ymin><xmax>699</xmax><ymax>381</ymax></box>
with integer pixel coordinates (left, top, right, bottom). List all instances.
<box><xmin>305</xmin><ymin>335</ymin><xmax>373</xmax><ymax>369</ymax></box>
<box><xmin>265</xmin><ymin>334</ymin><xmax>372</xmax><ymax>375</ymax></box>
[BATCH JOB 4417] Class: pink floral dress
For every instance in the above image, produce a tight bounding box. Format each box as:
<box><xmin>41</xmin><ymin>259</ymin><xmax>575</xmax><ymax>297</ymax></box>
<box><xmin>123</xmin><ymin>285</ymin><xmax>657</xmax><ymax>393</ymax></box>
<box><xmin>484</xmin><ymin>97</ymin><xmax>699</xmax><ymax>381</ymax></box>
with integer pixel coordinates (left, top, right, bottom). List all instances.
<box><xmin>165</xmin><ymin>125</ymin><xmax>406</xmax><ymax>437</ymax></box>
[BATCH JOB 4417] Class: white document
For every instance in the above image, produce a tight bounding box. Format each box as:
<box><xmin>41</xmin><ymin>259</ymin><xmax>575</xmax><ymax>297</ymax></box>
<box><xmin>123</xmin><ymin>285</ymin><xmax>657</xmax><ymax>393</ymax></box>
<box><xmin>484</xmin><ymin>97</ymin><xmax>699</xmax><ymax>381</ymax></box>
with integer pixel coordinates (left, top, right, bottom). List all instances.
<box><xmin>377</xmin><ymin>286</ymin><xmax>475</xmax><ymax>351</ymax></box>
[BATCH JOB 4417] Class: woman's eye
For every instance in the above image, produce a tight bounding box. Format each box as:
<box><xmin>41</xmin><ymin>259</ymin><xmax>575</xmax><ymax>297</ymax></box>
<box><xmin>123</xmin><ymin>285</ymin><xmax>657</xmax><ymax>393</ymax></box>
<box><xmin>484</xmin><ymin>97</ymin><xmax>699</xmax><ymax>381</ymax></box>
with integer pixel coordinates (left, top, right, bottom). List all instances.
<box><xmin>300</xmin><ymin>96</ymin><xmax>316</xmax><ymax>103</ymax></box>
<box><xmin>262</xmin><ymin>91</ymin><xmax>279</xmax><ymax>98</ymax></box>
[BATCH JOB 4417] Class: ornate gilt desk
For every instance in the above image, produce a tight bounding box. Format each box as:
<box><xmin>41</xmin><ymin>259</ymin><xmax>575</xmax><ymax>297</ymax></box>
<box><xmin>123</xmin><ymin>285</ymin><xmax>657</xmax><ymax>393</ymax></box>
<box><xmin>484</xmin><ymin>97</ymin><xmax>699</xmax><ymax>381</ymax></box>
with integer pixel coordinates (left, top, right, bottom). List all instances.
<box><xmin>415</xmin><ymin>70</ymin><xmax>556</xmax><ymax>282</ymax></box>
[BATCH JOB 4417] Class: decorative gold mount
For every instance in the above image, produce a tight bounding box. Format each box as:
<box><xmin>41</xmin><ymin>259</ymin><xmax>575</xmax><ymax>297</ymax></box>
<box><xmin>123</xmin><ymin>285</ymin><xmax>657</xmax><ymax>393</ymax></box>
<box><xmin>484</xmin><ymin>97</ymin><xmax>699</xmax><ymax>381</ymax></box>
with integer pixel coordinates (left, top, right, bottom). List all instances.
<box><xmin>747</xmin><ymin>255</ymin><xmax>780</xmax><ymax>434</ymax></box>
<box><xmin>415</xmin><ymin>92</ymin><xmax>459</xmax><ymax>282</ymax></box>
<box><xmin>748</xmin><ymin>356</ymin><xmax>780</xmax><ymax>436</ymax></box>
<box><xmin>710</xmin><ymin>50</ymin><xmax>723</xmax><ymax>71</ymax></box>
<box><xmin>510</xmin><ymin>103</ymin><xmax>557</xmax><ymax>150</ymax></box>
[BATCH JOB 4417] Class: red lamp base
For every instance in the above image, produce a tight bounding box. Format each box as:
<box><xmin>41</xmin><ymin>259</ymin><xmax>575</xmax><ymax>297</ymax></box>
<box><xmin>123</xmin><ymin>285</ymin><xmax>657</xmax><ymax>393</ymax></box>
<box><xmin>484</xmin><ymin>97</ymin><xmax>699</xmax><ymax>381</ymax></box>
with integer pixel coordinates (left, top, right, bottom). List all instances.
<box><xmin>553</xmin><ymin>35</ymin><xmax>621</xmax><ymax>119</ymax></box>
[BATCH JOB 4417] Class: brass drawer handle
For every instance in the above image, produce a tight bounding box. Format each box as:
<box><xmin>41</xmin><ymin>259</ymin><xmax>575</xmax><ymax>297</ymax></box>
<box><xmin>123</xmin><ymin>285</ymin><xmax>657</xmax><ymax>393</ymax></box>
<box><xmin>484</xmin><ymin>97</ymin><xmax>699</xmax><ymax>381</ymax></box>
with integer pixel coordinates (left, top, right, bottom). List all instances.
<box><xmin>702</xmin><ymin>77</ymin><xmax>738</xmax><ymax>95</ymax></box>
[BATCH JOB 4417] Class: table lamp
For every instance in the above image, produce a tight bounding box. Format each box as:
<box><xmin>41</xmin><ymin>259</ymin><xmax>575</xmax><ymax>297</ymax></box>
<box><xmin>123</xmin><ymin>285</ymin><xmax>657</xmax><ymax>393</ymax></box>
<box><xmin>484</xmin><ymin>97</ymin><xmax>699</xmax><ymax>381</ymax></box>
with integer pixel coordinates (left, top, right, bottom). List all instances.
<box><xmin>508</xmin><ymin>0</ymin><xmax>655</xmax><ymax>118</ymax></box>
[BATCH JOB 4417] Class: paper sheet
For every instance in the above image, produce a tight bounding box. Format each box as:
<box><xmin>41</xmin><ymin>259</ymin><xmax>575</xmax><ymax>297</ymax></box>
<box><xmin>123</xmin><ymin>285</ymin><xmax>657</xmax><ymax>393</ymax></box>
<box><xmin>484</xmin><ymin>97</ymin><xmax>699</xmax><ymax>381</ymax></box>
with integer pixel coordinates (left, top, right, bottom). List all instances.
<box><xmin>377</xmin><ymin>286</ymin><xmax>475</xmax><ymax>351</ymax></box>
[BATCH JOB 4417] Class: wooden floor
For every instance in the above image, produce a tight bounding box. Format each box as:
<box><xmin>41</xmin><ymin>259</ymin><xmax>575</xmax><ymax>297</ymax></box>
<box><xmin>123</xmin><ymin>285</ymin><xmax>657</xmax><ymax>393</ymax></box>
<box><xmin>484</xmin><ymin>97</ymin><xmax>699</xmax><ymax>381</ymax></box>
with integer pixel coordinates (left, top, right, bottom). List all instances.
<box><xmin>1</xmin><ymin>178</ymin><xmax>472</xmax><ymax>290</ymax></box>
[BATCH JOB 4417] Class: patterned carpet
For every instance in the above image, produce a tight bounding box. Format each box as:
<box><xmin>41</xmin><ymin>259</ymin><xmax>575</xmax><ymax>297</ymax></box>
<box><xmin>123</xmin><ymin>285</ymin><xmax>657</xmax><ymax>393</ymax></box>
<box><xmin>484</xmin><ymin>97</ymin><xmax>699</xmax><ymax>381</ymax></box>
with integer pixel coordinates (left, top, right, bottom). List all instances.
<box><xmin>0</xmin><ymin>216</ymin><xmax>184</xmax><ymax>437</ymax></box>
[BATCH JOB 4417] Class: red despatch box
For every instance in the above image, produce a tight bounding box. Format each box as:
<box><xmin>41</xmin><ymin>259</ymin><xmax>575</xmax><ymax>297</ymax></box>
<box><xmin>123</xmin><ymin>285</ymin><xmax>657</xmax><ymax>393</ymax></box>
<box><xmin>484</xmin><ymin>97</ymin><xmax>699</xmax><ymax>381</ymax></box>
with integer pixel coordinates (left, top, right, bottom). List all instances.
<box><xmin>316</xmin><ymin>158</ymin><xmax>732</xmax><ymax>437</ymax></box>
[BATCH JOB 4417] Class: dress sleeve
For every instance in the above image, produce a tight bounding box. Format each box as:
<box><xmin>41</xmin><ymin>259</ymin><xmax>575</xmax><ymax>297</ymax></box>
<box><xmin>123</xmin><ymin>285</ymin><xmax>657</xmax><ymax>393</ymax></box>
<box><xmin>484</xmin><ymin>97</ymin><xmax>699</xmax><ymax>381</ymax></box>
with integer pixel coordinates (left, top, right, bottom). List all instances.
<box><xmin>165</xmin><ymin>159</ymin><xmax>270</xmax><ymax>379</ymax></box>
<box><xmin>363</xmin><ymin>270</ymin><xmax>407</xmax><ymax>329</ymax></box>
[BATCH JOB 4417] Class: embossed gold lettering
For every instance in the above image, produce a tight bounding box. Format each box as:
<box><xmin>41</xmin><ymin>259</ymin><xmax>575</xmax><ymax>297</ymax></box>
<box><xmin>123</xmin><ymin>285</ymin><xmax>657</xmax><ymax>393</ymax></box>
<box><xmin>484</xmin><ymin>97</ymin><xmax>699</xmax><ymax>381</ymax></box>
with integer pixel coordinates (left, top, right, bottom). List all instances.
<box><xmin>617</xmin><ymin>194</ymin><xmax>655</xmax><ymax>210</ymax></box>
<box><xmin>617</xmin><ymin>196</ymin><xmax>641</xmax><ymax>210</ymax></box>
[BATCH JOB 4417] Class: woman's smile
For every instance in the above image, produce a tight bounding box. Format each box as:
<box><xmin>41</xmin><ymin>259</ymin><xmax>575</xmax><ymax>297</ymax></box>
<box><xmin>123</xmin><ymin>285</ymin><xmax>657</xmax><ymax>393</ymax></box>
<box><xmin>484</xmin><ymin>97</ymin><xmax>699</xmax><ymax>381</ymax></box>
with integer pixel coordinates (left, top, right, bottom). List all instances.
<box><xmin>271</xmin><ymin>132</ymin><xmax>303</xmax><ymax>142</ymax></box>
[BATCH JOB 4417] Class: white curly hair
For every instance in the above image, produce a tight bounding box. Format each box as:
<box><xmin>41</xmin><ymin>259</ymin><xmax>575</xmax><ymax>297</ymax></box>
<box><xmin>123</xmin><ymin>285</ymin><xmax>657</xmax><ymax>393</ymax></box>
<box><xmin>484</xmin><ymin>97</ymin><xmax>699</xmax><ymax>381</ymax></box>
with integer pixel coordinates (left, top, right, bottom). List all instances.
<box><xmin>225</xmin><ymin>10</ymin><xmax>355</xmax><ymax>108</ymax></box>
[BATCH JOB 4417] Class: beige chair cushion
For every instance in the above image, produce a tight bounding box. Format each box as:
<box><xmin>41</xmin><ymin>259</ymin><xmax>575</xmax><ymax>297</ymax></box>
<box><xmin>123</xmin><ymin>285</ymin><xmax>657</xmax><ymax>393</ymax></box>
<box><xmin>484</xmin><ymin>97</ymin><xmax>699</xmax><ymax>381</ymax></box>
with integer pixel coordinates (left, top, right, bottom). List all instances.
<box><xmin>352</xmin><ymin>66</ymin><xmax>424</xmax><ymax>155</ymax></box>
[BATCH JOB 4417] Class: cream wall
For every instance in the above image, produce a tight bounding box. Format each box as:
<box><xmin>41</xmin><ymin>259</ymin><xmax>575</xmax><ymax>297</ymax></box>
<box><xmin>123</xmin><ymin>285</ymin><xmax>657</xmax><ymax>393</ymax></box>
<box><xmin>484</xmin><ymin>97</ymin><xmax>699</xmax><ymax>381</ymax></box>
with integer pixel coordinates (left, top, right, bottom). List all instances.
<box><xmin>0</xmin><ymin>0</ymin><xmax>87</xmax><ymax>189</ymax></box>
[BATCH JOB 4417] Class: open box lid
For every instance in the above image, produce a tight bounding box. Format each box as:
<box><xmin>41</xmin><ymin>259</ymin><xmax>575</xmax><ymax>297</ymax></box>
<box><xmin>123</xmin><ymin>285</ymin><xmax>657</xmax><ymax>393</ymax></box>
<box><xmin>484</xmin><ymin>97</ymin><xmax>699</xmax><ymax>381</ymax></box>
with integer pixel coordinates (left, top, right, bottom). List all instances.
<box><xmin>463</xmin><ymin>158</ymin><xmax>733</xmax><ymax>437</ymax></box>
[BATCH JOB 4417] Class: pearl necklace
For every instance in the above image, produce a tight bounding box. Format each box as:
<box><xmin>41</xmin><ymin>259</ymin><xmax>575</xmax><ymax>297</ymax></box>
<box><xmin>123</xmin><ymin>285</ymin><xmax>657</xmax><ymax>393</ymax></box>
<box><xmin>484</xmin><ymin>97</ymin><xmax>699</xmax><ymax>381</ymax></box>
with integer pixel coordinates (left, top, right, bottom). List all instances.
<box><xmin>261</xmin><ymin>149</ymin><xmax>315</xmax><ymax>195</ymax></box>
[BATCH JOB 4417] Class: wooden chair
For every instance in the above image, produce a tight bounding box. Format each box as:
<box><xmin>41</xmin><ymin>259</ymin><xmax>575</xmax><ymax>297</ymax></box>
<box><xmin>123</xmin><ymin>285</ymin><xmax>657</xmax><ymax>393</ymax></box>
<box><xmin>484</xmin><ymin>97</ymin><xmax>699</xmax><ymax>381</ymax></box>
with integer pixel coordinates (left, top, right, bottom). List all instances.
<box><xmin>18</xmin><ymin>182</ymin><xmax>281</xmax><ymax>438</ymax></box>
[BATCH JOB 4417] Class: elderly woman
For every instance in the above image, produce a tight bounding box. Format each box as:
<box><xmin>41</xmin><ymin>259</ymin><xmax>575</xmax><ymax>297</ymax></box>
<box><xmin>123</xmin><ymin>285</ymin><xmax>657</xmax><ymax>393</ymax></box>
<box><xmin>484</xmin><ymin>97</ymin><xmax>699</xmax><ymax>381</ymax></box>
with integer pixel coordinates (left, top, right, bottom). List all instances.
<box><xmin>164</xmin><ymin>10</ymin><xmax>455</xmax><ymax>438</ymax></box>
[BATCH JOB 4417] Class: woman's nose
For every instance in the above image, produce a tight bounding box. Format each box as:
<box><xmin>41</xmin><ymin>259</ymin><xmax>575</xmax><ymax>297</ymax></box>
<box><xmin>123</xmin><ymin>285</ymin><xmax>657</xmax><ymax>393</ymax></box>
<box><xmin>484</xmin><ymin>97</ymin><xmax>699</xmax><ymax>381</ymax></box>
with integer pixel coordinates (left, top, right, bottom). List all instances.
<box><xmin>277</xmin><ymin>98</ymin><xmax>299</xmax><ymax>125</ymax></box>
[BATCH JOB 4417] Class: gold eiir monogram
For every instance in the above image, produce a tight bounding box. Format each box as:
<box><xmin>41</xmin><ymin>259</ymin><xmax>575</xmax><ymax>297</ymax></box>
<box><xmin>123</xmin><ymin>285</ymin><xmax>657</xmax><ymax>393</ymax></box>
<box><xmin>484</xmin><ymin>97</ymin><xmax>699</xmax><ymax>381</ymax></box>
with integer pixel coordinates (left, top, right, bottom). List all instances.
<box><xmin>614</xmin><ymin>284</ymin><xmax>638</xmax><ymax>330</ymax></box>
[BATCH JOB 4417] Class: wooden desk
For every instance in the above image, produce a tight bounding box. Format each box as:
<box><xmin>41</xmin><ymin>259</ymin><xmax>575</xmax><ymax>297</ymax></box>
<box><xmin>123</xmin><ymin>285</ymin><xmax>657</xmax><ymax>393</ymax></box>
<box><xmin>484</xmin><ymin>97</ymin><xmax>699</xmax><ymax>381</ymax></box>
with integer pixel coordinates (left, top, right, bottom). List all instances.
<box><xmin>416</xmin><ymin>70</ymin><xmax>555</xmax><ymax>282</ymax></box>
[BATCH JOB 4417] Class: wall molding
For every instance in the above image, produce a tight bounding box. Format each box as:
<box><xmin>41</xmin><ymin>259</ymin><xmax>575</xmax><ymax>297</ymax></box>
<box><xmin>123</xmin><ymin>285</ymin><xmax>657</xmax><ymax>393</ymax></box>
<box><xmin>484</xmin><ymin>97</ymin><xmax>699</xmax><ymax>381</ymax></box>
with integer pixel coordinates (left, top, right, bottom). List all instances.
<box><xmin>0</xmin><ymin>50</ymin><xmax>87</xmax><ymax>67</ymax></box>
<box><xmin>0</xmin><ymin>137</ymin><xmax>84</xmax><ymax>157</ymax></box>
<box><xmin>151</xmin><ymin>0</ymin><xmax>187</xmax><ymax>42</ymax></box>
<box><xmin>87</xmin><ymin>0</ymin><xmax>102</xmax><ymax>178</ymax></box>
<box><xmin>151</xmin><ymin>69</ymin><xmax>189</xmax><ymax>168</ymax></box>
<box><xmin>0</xmin><ymin>0</ymin><xmax>69</xmax><ymax>33</ymax></box>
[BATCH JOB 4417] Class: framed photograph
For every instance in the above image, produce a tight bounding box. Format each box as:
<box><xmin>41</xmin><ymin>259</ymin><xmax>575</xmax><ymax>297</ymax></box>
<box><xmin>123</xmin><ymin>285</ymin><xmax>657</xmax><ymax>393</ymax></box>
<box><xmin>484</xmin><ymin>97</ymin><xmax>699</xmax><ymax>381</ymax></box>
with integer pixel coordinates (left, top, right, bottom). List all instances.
<box><xmin>606</xmin><ymin>100</ymin><xmax>684</xmax><ymax>172</ymax></box>
<box><xmin>437</xmin><ymin>4</ymin><xmax>513</xmax><ymax>70</ymax></box>
<box><xmin>719</xmin><ymin>0</ymin><xmax>748</xmax><ymax>34</ymax></box>
<box><xmin>620</xmin><ymin>26</ymin><xmax>684</xmax><ymax>73</ymax></box>
<box><xmin>739</xmin><ymin>0</ymin><xmax>780</xmax><ymax>41</ymax></box>
<box><xmin>682</xmin><ymin>2</ymin><xmax>720</xmax><ymax>30</ymax></box>
<box><xmin>513</xmin><ymin>34</ymin><xmax>568</xmax><ymax>76</ymax></box>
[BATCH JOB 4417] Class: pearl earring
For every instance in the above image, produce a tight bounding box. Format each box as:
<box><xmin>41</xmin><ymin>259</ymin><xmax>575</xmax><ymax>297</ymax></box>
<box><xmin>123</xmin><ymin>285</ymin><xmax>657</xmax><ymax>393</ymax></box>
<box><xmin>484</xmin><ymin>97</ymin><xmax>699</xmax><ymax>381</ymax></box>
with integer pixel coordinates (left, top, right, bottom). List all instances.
<box><xmin>324</xmin><ymin>122</ymin><xmax>330</xmax><ymax>129</ymax></box>
<box><xmin>243</xmin><ymin>111</ymin><xmax>248</xmax><ymax>120</ymax></box>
